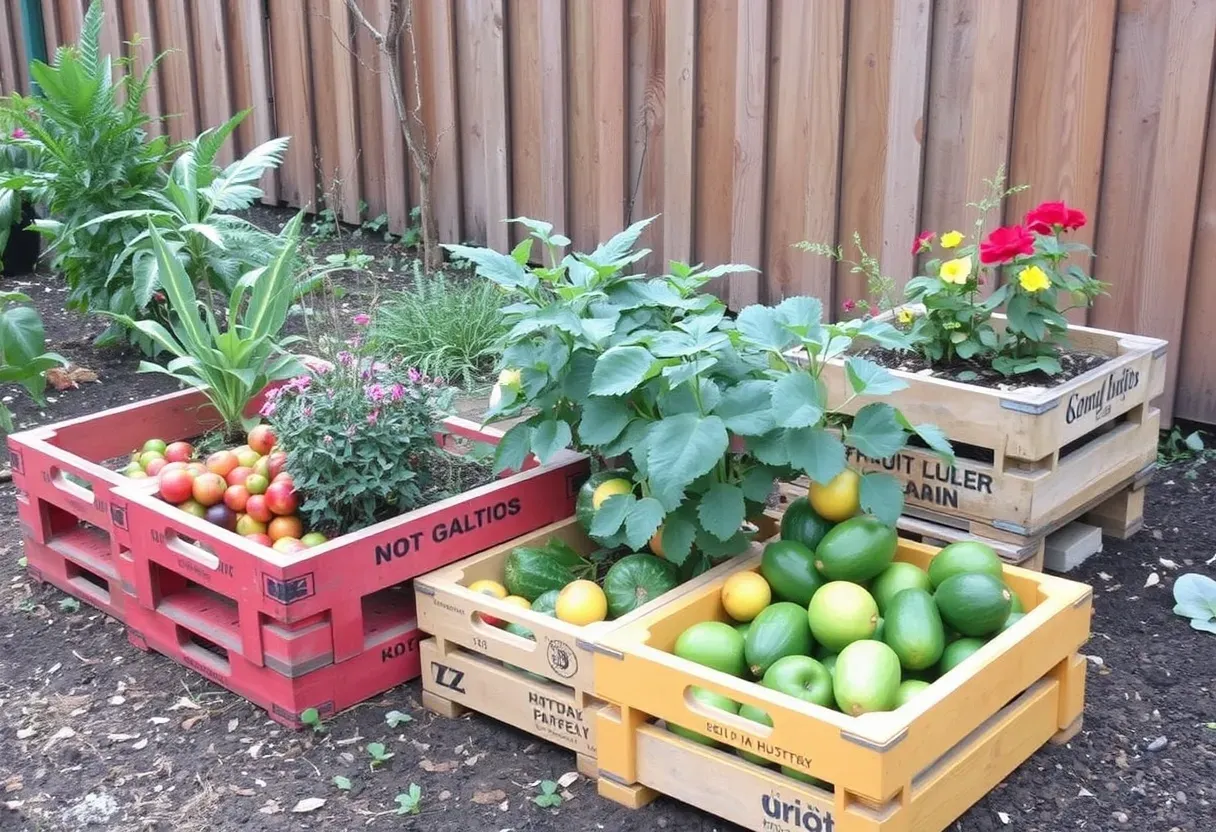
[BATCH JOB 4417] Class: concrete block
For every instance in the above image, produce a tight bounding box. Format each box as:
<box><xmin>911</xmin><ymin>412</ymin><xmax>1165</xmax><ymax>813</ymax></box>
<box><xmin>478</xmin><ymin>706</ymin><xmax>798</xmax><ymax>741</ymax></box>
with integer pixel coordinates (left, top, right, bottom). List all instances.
<box><xmin>1043</xmin><ymin>522</ymin><xmax>1103</xmax><ymax>573</ymax></box>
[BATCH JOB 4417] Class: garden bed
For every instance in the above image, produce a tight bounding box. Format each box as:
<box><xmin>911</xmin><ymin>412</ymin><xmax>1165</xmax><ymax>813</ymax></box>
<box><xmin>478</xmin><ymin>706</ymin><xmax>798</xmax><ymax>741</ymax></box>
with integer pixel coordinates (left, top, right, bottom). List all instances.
<box><xmin>1</xmin><ymin>218</ymin><xmax>1211</xmax><ymax>832</ymax></box>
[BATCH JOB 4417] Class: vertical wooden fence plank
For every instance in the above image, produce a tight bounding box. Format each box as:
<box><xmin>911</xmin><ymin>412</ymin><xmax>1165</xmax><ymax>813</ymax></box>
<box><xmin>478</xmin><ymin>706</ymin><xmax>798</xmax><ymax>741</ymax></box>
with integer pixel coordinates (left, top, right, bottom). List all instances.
<box><xmin>40</xmin><ymin>0</ymin><xmax>60</xmax><ymax>54</ymax></box>
<box><xmin>538</xmin><ymin>0</ymin><xmax>568</xmax><ymax>245</ymax></box>
<box><xmin>98</xmin><ymin>0</ymin><xmax>123</xmax><ymax>67</ymax></box>
<box><xmin>411</xmin><ymin>0</ymin><xmax>462</xmax><ymax>243</ymax></box>
<box><xmin>454</xmin><ymin>0</ymin><xmax>509</xmax><ymax>249</ymax></box>
<box><xmin>921</xmin><ymin>0</ymin><xmax>1020</xmax><ymax>240</ymax></box>
<box><xmin>628</xmin><ymin>0</ymin><xmax>665</xmax><ymax>270</ymax></box>
<box><xmin>693</xmin><ymin>0</ymin><xmax>733</xmax><ymax>283</ymax></box>
<box><xmin>329</xmin><ymin>0</ymin><xmax>361</xmax><ymax>222</ymax></box>
<box><xmin>156</xmin><ymin>0</ymin><xmax>199</xmax><ymax>144</ymax></box>
<box><xmin>1092</xmin><ymin>0</ymin><xmax>1216</xmax><ymax>419</ymax></box>
<box><xmin>1177</xmin><ymin>79</ymin><xmax>1216</xmax><ymax>423</ymax></box>
<box><xmin>268</xmin><ymin>0</ymin><xmax>316</xmax><ymax>210</ymax></box>
<box><xmin>348</xmin><ymin>1</ymin><xmax>387</xmax><ymax>224</ymax></box>
<box><xmin>9</xmin><ymin>1</ymin><xmax>31</xmax><ymax>93</ymax></box>
<box><xmin>727</xmin><ymin>0</ymin><xmax>768</xmax><ymax>304</ymax></box>
<box><xmin>122</xmin><ymin>0</ymin><xmax>164</xmax><ymax>137</ymax></box>
<box><xmin>191</xmin><ymin>0</ymin><xmax>233</xmax><ymax>158</ymax></box>
<box><xmin>1008</xmin><ymin>0</ymin><xmax>1116</xmax><ymax>325</ymax></box>
<box><xmin>0</xmin><ymin>5</ymin><xmax>17</xmax><ymax>94</ymax></box>
<box><xmin>663</xmin><ymin>0</ymin><xmax>696</xmax><ymax>267</ymax></box>
<box><xmin>224</xmin><ymin>0</ymin><xmax>277</xmax><ymax>201</ymax></box>
<box><xmin>508</xmin><ymin>0</ymin><xmax>543</xmax><ymax>244</ymax></box>
<box><xmin>763</xmin><ymin>0</ymin><xmax>846</xmax><ymax>303</ymax></box>
<box><xmin>56</xmin><ymin>0</ymin><xmax>82</xmax><ymax>41</ymax></box>
<box><xmin>308</xmin><ymin>0</ymin><xmax>339</xmax><ymax>217</ymax></box>
<box><xmin>372</xmin><ymin>2</ymin><xmax>408</xmax><ymax>232</ymax></box>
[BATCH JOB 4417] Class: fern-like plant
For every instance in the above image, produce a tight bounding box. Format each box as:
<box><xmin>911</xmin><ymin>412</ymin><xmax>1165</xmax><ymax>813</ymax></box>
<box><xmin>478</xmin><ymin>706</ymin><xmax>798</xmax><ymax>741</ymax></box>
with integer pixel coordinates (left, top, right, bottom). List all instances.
<box><xmin>0</xmin><ymin>0</ymin><xmax>176</xmax><ymax>347</ymax></box>
<box><xmin>85</xmin><ymin>110</ymin><xmax>290</xmax><ymax>303</ymax></box>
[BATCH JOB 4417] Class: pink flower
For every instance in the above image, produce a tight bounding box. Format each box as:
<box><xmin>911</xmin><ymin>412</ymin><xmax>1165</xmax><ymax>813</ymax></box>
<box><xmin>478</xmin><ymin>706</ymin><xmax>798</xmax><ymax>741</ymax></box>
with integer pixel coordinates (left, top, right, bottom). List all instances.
<box><xmin>260</xmin><ymin>401</ymin><xmax>277</xmax><ymax>418</ymax></box>
<box><xmin>11</xmin><ymin>127</ymin><xmax>26</xmax><ymax>140</ymax></box>
<box><xmin>366</xmin><ymin>383</ymin><xmax>385</xmax><ymax>401</ymax></box>
<box><xmin>323</xmin><ymin>435</ymin><xmax>333</xmax><ymax>444</ymax></box>
<box><xmin>303</xmin><ymin>406</ymin><xmax>313</xmax><ymax>418</ymax></box>
<box><xmin>912</xmin><ymin>231</ymin><xmax>935</xmax><ymax>255</ymax></box>
<box><xmin>353</xmin><ymin>313</ymin><xmax>371</xmax><ymax>326</ymax></box>
<box><xmin>337</xmin><ymin>350</ymin><xmax>354</xmax><ymax>367</ymax></box>
<box><xmin>842</xmin><ymin>299</ymin><xmax>856</xmax><ymax>313</ymax></box>
<box><xmin>367</xmin><ymin>409</ymin><xmax>379</xmax><ymax>425</ymax></box>
<box><xmin>407</xmin><ymin>367</ymin><xmax>422</xmax><ymax>384</ymax></box>
<box><xmin>389</xmin><ymin>383</ymin><xmax>406</xmax><ymax>401</ymax></box>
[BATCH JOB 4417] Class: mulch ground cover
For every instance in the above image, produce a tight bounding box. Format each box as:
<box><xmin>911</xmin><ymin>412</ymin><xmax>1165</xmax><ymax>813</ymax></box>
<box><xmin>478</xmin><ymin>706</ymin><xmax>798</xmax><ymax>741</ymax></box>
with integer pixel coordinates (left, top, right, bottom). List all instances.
<box><xmin>1</xmin><ymin>216</ymin><xmax>1212</xmax><ymax>831</ymax></box>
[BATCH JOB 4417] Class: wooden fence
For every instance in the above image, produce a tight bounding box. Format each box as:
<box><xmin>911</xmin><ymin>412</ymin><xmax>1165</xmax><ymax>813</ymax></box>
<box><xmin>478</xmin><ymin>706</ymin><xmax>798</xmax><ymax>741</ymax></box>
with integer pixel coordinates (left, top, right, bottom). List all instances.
<box><xmin>4</xmin><ymin>0</ymin><xmax>1216</xmax><ymax>425</ymax></box>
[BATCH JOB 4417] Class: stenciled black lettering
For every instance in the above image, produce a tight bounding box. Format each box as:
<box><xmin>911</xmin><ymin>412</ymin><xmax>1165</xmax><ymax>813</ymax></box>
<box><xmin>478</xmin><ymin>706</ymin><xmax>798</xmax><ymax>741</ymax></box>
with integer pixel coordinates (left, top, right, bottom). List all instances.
<box><xmin>507</xmin><ymin>497</ymin><xmax>522</xmax><ymax>516</ymax></box>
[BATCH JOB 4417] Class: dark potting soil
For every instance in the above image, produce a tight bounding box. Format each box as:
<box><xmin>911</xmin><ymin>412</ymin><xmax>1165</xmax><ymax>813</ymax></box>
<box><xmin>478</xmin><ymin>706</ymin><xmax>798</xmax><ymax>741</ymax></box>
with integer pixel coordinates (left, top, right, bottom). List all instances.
<box><xmin>858</xmin><ymin>345</ymin><xmax>1109</xmax><ymax>391</ymax></box>
<box><xmin>2</xmin><ymin>205</ymin><xmax>1212</xmax><ymax>831</ymax></box>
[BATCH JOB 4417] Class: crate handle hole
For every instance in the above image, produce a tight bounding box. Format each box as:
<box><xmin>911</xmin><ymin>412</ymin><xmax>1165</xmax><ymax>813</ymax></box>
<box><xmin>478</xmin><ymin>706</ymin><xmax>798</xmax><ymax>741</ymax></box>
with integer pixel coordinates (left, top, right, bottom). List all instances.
<box><xmin>680</xmin><ymin>685</ymin><xmax>774</xmax><ymax>740</ymax></box>
<box><xmin>177</xmin><ymin>627</ymin><xmax>232</xmax><ymax>676</ymax></box>
<box><xmin>49</xmin><ymin>467</ymin><xmax>95</xmax><ymax>501</ymax></box>
<box><xmin>469</xmin><ymin>611</ymin><xmax>540</xmax><ymax>652</ymax></box>
<box><xmin>165</xmin><ymin>532</ymin><xmax>220</xmax><ymax>570</ymax></box>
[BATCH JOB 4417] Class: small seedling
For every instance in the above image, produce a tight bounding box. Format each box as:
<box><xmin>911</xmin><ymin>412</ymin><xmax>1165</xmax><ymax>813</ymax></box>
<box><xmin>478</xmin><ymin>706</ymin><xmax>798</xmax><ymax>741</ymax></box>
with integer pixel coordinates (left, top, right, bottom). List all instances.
<box><xmin>533</xmin><ymin>780</ymin><xmax>562</xmax><ymax>808</ymax></box>
<box><xmin>332</xmin><ymin>775</ymin><xmax>352</xmax><ymax>792</ymax></box>
<box><xmin>367</xmin><ymin>742</ymin><xmax>394</xmax><ymax>769</ymax></box>
<box><xmin>17</xmin><ymin>556</ymin><xmax>27</xmax><ymax>568</ymax></box>
<box><xmin>385</xmin><ymin>710</ymin><xmax>413</xmax><ymax>728</ymax></box>
<box><xmin>58</xmin><ymin>597</ymin><xmax>80</xmax><ymax>613</ymax></box>
<box><xmin>300</xmin><ymin>707</ymin><xmax>326</xmax><ymax>734</ymax></box>
<box><xmin>394</xmin><ymin>784</ymin><xmax>422</xmax><ymax>814</ymax></box>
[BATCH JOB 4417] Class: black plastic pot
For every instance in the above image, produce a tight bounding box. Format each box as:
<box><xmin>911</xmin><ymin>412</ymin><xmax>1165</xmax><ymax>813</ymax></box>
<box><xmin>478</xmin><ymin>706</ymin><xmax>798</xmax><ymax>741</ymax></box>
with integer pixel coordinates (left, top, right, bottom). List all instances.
<box><xmin>2</xmin><ymin>200</ymin><xmax>41</xmax><ymax>277</ymax></box>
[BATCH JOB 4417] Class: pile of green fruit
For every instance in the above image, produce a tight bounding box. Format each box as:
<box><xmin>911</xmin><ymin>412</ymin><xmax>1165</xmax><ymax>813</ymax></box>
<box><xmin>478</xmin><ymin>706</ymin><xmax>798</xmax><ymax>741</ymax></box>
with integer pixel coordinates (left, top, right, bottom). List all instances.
<box><xmin>666</xmin><ymin>496</ymin><xmax>1025</xmax><ymax>779</ymax></box>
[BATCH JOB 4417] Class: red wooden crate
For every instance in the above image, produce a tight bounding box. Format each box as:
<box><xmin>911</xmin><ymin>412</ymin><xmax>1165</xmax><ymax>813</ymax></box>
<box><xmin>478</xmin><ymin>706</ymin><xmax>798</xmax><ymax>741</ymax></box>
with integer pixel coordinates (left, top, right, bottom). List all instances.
<box><xmin>8</xmin><ymin>388</ymin><xmax>269</xmax><ymax>620</ymax></box>
<box><xmin>124</xmin><ymin>588</ymin><xmax>423</xmax><ymax>728</ymax></box>
<box><xmin>111</xmin><ymin>417</ymin><xmax>588</xmax><ymax>670</ymax></box>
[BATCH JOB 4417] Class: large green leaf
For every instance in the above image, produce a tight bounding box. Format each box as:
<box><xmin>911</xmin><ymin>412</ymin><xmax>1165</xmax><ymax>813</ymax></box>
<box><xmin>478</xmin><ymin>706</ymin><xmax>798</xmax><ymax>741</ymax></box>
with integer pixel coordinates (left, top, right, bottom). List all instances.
<box><xmin>578</xmin><ymin>396</ymin><xmax>632</xmax><ymax>446</ymax></box>
<box><xmin>646</xmin><ymin>414</ymin><xmax>729</xmax><ymax>510</ymax></box>
<box><xmin>624</xmin><ymin>497</ymin><xmax>666</xmax><ymax>550</ymax></box>
<box><xmin>845</xmin><ymin>403</ymin><xmax>907</xmax><ymax>459</ymax></box>
<box><xmin>714</xmin><ymin>380</ymin><xmax>776</xmax><ymax>436</ymax></box>
<box><xmin>0</xmin><ymin>306</ymin><xmax>47</xmax><ymax>367</ymax></box>
<box><xmin>895</xmin><ymin>411</ymin><xmax>955</xmax><ymax>463</ymax></box>
<box><xmin>492</xmin><ymin>422</ymin><xmax>534</xmax><ymax>475</ymax></box>
<box><xmin>787</xmin><ymin>427</ymin><xmax>847</xmax><ymax>485</ymax></box>
<box><xmin>736</xmin><ymin>304</ymin><xmax>794</xmax><ymax>352</ymax></box>
<box><xmin>589</xmin><ymin>215</ymin><xmax>656</xmax><ymax>265</ymax></box>
<box><xmin>844</xmin><ymin>356</ymin><xmax>907</xmax><ymax>396</ymax></box>
<box><xmin>771</xmin><ymin>372</ymin><xmax>825</xmax><ymax>429</ymax></box>
<box><xmin>530</xmin><ymin>419</ymin><xmax>572</xmax><ymax>463</ymax></box>
<box><xmin>590</xmin><ymin>346</ymin><xmax>656</xmax><ymax>396</ymax></box>
<box><xmin>859</xmin><ymin>472</ymin><xmax>904</xmax><ymax>526</ymax></box>
<box><xmin>591</xmin><ymin>493</ymin><xmax>635</xmax><ymax>539</ymax></box>
<box><xmin>443</xmin><ymin>243</ymin><xmax>538</xmax><ymax>291</ymax></box>
<box><xmin>657</xmin><ymin>510</ymin><xmax>696</xmax><ymax>565</ymax></box>
<box><xmin>698</xmin><ymin>483</ymin><xmax>745</xmax><ymax>542</ymax></box>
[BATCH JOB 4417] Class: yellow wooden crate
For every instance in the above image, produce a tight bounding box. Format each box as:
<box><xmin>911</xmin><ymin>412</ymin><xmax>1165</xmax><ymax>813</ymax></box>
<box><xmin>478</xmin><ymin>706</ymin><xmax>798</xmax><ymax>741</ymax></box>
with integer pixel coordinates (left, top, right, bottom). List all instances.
<box><xmin>592</xmin><ymin>539</ymin><xmax>1092</xmax><ymax>832</ymax></box>
<box><xmin>414</xmin><ymin>515</ymin><xmax>777</xmax><ymax>767</ymax></box>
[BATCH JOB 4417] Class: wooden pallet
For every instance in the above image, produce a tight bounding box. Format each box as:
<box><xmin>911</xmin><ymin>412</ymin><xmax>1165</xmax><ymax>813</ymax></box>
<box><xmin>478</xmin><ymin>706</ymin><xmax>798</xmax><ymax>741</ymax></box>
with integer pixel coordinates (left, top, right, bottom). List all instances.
<box><xmin>780</xmin><ymin>460</ymin><xmax>1151</xmax><ymax>571</ymax></box>
<box><xmin>591</xmin><ymin>539</ymin><xmax>1092</xmax><ymax>832</ymax></box>
<box><xmin>414</xmin><ymin>515</ymin><xmax>777</xmax><ymax>774</ymax></box>
<box><xmin>807</xmin><ymin>317</ymin><xmax>1166</xmax><ymax>539</ymax></box>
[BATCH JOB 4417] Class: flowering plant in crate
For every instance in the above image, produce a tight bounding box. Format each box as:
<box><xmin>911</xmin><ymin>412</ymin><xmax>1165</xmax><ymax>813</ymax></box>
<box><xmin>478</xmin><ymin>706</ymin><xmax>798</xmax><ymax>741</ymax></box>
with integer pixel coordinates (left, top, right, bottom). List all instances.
<box><xmin>448</xmin><ymin>217</ymin><xmax>950</xmax><ymax>576</ymax></box>
<box><xmin>264</xmin><ymin>324</ymin><xmax>483</xmax><ymax>537</ymax></box>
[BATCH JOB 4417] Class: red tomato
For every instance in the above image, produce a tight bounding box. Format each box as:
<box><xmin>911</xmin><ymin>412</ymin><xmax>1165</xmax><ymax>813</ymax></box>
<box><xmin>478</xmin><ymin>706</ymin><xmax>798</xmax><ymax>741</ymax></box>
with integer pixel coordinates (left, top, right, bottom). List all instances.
<box><xmin>192</xmin><ymin>472</ymin><xmax>227</xmax><ymax>507</ymax></box>
<box><xmin>248</xmin><ymin>424</ymin><xmax>277</xmax><ymax>456</ymax></box>
<box><xmin>164</xmin><ymin>441</ymin><xmax>195</xmax><ymax>463</ymax></box>
<box><xmin>264</xmin><ymin>481</ymin><xmax>299</xmax><ymax>516</ymax></box>
<box><xmin>159</xmin><ymin>469</ymin><xmax>195</xmax><ymax>504</ymax></box>
<box><xmin>223</xmin><ymin>484</ymin><xmax>250</xmax><ymax>512</ymax></box>
<box><xmin>267</xmin><ymin>514</ymin><xmax>304</xmax><ymax>541</ymax></box>
<box><xmin>245</xmin><ymin>495</ymin><xmax>273</xmax><ymax>524</ymax></box>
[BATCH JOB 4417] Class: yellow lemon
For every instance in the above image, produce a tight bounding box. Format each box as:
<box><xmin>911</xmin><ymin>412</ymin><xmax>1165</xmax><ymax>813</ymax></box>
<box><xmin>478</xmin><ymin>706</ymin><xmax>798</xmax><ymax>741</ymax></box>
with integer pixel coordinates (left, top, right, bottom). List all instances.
<box><xmin>556</xmin><ymin>580</ymin><xmax>609</xmax><ymax>626</ymax></box>
<box><xmin>721</xmin><ymin>572</ymin><xmax>772</xmax><ymax>622</ymax></box>
<box><xmin>592</xmin><ymin>478</ymin><xmax>633</xmax><ymax>510</ymax></box>
<box><xmin>502</xmin><ymin>595</ymin><xmax>532</xmax><ymax>611</ymax></box>
<box><xmin>468</xmin><ymin>579</ymin><xmax>507</xmax><ymax>599</ymax></box>
<box><xmin>809</xmin><ymin>468</ymin><xmax>861</xmax><ymax>522</ymax></box>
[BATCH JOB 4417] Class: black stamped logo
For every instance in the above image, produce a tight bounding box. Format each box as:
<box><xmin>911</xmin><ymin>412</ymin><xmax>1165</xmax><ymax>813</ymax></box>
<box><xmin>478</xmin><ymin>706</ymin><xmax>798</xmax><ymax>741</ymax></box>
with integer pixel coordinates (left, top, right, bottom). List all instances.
<box><xmin>546</xmin><ymin>639</ymin><xmax>578</xmax><ymax>678</ymax></box>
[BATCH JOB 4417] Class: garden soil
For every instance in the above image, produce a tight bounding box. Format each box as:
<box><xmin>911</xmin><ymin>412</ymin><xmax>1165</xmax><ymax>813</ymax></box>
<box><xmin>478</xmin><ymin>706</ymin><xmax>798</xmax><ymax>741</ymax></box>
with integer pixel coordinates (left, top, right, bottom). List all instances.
<box><xmin>1</xmin><ymin>247</ymin><xmax>1213</xmax><ymax>831</ymax></box>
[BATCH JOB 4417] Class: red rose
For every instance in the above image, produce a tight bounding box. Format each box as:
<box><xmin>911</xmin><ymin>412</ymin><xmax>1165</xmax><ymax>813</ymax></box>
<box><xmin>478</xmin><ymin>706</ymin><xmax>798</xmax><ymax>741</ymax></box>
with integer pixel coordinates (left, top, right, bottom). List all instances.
<box><xmin>1064</xmin><ymin>208</ymin><xmax>1087</xmax><ymax>230</ymax></box>
<box><xmin>979</xmin><ymin>225</ymin><xmax>1035</xmax><ymax>265</ymax></box>
<box><xmin>912</xmin><ymin>230</ymin><xmax>935</xmax><ymax>255</ymax></box>
<box><xmin>1025</xmin><ymin>201</ymin><xmax>1070</xmax><ymax>234</ymax></box>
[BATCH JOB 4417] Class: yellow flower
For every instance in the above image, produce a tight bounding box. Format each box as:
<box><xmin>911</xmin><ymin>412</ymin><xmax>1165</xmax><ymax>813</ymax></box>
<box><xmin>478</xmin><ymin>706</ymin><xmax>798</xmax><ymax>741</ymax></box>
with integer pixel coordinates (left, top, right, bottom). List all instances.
<box><xmin>1018</xmin><ymin>265</ymin><xmax>1051</xmax><ymax>293</ymax></box>
<box><xmin>940</xmin><ymin>230</ymin><xmax>964</xmax><ymax>249</ymax></box>
<box><xmin>939</xmin><ymin>256</ymin><xmax>973</xmax><ymax>285</ymax></box>
<box><xmin>896</xmin><ymin>308</ymin><xmax>914</xmax><ymax>325</ymax></box>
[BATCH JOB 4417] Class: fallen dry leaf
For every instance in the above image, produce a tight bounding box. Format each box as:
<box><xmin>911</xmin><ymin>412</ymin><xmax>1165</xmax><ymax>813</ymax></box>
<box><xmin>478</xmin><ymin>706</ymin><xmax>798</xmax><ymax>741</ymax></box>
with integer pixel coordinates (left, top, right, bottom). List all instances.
<box><xmin>107</xmin><ymin>733</ymin><xmax>139</xmax><ymax>742</ymax></box>
<box><xmin>258</xmin><ymin>800</ymin><xmax>282</xmax><ymax>815</ymax></box>
<box><xmin>1144</xmin><ymin>572</ymin><xmax>1160</xmax><ymax>588</ymax></box>
<box><xmin>997</xmin><ymin>811</ymin><xmax>1010</xmax><ymax>824</ymax></box>
<box><xmin>291</xmin><ymin>797</ymin><xmax>326</xmax><ymax>813</ymax></box>
<box><xmin>148</xmin><ymin>717</ymin><xmax>169</xmax><ymax>726</ymax></box>
<box><xmin>181</xmin><ymin>714</ymin><xmax>207</xmax><ymax>730</ymax></box>
<box><xmin>15</xmin><ymin>728</ymin><xmax>34</xmax><ymax>740</ymax></box>
<box><xmin>472</xmin><ymin>789</ymin><xmax>506</xmax><ymax>805</ymax></box>
<box><xmin>228</xmin><ymin>786</ymin><xmax>256</xmax><ymax>797</ymax></box>
<box><xmin>248</xmin><ymin>741</ymin><xmax>264</xmax><ymax>759</ymax></box>
<box><xmin>46</xmin><ymin>365</ymin><xmax>99</xmax><ymax>391</ymax></box>
<box><xmin>169</xmin><ymin>697</ymin><xmax>201</xmax><ymax>711</ymax></box>
<box><xmin>419</xmin><ymin>759</ymin><xmax>458</xmax><ymax>773</ymax></box>
<box><xmin>131</xmin><ymin>739</ymin><xmax>148</xmax><ymax>750</ymax></box>
<box><xmin>557</xmin><ymin>771</ymin><xmax>580</xmax><ymax>789</ymax></box>
<box><xmin>3</xmin><ymin>775</ymin><xmax>22</xmax><ymax>794</ymax></box>
<box><xmin>42</xmin><ymin>726</ymin><xmax>75</xmax><ymax>752</ymax></box>
<box><xmin>227</xmin><ymin>718</ymin><xmax>239</xmax><ymax>733</ymax></box>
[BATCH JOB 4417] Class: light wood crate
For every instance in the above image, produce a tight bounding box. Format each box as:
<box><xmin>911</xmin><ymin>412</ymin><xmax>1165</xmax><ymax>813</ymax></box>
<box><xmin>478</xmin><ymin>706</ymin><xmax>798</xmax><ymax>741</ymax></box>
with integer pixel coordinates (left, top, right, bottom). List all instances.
<box><xmin>809</xmin><ymin>317</ymin><xmax>1166</xmax><ymax>540</ymax></box>
<box><xmin>591</xmin><ymin>539</ymin><xmax>1092</xmax><ymax>832</ymax></box>
<box><xmin>414</xmin><ymin>515</ymin><xmax>777</xmax><ymax>771</ymax></box>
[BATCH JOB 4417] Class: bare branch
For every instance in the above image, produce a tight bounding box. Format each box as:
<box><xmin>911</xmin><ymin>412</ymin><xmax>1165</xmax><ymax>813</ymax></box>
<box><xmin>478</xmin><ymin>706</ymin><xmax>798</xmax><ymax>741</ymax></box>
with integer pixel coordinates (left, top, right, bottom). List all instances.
<box><xmin>345</xmin><ymin>0</ymin><xmax>384</xmax><ymax>44</ymax></box>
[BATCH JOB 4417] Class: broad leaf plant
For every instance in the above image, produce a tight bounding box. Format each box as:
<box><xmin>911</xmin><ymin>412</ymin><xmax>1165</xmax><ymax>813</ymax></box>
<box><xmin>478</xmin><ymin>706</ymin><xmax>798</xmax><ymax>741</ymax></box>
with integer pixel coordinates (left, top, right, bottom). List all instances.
<box><xmin>449</xmin><ymin>217</ymin><xmax>952</xmax><ymax>576</ymax></box>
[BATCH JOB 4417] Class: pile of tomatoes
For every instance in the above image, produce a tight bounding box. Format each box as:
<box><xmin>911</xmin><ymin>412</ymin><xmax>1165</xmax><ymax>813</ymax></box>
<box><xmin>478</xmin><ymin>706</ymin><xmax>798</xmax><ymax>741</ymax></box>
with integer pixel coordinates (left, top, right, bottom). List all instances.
<box><xmin>122</xmin><ymin>425</ymin><xmax>326</xmax><ymax>553</ymax></box>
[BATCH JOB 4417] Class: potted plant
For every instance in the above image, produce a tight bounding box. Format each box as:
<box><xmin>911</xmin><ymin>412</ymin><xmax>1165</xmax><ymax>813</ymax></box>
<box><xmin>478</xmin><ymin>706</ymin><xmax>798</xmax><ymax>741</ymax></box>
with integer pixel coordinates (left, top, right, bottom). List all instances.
<box><xmin>0</xmin><ymin>111</ymin><xmax>40</xmax><ymax>277</ymax></box>
<box><xmin>449</xmin><ymin>216</ymin><xmax>950</xmax><ymax>577</ymax></box>
<box><xmin>804</xmin><ymin>171</ymin><xmax>1165</xmax><ymax>551</ymax></box>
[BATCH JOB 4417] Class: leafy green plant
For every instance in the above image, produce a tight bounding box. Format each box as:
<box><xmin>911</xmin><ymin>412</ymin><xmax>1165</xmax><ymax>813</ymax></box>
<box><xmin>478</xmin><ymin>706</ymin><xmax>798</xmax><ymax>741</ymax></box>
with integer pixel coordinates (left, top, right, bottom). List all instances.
<box><xmin>533</xmin><ymin>780</ymin><xmax>562</xmax><ymax>808</ymax></box>
<box><xmin>332</xmin><ymin>775</ymin><xmax>352</xmax><ymax>791</ymax></box>
<box><xmin>394</xmin><ymin>784</ymin><xmax>422</xmax><ymax>814</ymax></box>
<box><xmin>311</xmin><ymin>206</ymin><xmax>340</xmax><ymax>240</ymax></box>
<box><xmin>263</xmin><ymin>328</ymin><xmax>458</xmax><ymax>535</ymax></box>
<box><xmin>455</xmin><ymin>217</ymin><xmax>945</xmax><ymax>575</ymax></box>
<box><xmin>1159</xmin><ymin>426</ymin><xmax>1207</xmax><ymax>464</ymax></box>
<box><xmin>384</xmin><ymin>710</ymin><xmax>412</xmax><ymax>728</ymax></box>
<box><xmin>58</xmin><ymin>597</ymin><xmax>81</xmax><ymax>613</ymax></box>
<box><xmin>107</xmin><ymin>213</ymin><xmax>310</xmax><ymax>437</ymax></box>
<box><xmin>300</xmin><ymin>707</ymin><xmax>326</xmax><ymax>734</ymax></box>
<box><xmin>1</xmin><ymin>106</ymin><xmax>34</xmax><ymax>273</ymax></box>
<box><xmin>371</xmin><ymin>263</ymin><xmax>506</xmax><ymax>388</ymax></box>
<box><xmin>0</xmin><ymin>0</ymin><xmax>176</xmax><ymax>346</ymax></box>
<box><xmin>0</xmin><ymin>291</ymin><xmax>66</xmax><ymax>432</ymax></box>
<box><xmin>85</xmin><ymin>111</ymin><xmax>289</xmax><ymax>303</ymax></box>
<box><xmin>1172</xmin><ymin>573</ymin><xmax>1216</xmax><ymax>634</ymax></box>
<box><xmin>366</xmin><ymin>742</ymin><xmax>394</xmax><ymax>770</ymax></box>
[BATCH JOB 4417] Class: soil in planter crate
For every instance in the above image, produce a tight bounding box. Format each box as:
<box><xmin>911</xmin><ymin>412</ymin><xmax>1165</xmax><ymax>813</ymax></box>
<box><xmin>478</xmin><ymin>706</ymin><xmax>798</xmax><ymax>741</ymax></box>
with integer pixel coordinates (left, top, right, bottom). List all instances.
<box><xmin>858</xmin><ymin>345</ymin><xmax>1108</xmax><ymax>390</ymax></box>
